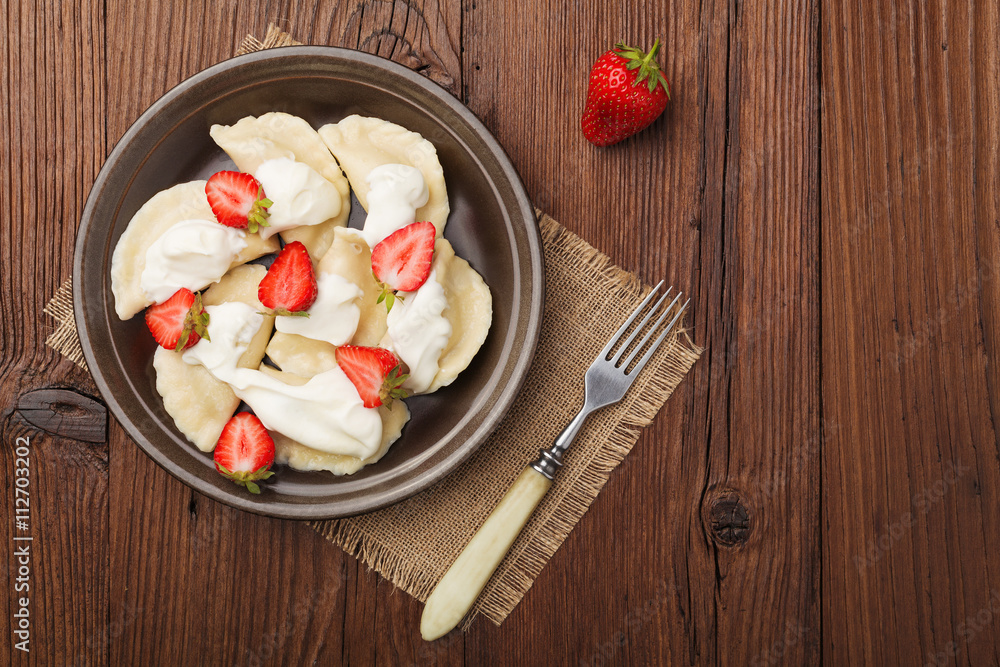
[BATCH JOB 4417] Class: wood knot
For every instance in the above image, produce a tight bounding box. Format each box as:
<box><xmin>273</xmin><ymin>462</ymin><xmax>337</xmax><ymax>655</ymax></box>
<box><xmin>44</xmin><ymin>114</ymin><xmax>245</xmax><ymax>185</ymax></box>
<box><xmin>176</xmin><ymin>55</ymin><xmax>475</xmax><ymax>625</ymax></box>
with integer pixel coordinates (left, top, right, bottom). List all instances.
<box><xmin>16</xmin><ymin>388</ymin><xmax>107</xmax><ymax>443</ymax></box>
<box><xmin>707</xmin><ymin>490</ymin><xmax>751</xmax><ymax>546</ymax></box>
<box><xmin>343</xmin><ymin>1</ymin><xmax>461</xmax><ymax>96</ymax></box>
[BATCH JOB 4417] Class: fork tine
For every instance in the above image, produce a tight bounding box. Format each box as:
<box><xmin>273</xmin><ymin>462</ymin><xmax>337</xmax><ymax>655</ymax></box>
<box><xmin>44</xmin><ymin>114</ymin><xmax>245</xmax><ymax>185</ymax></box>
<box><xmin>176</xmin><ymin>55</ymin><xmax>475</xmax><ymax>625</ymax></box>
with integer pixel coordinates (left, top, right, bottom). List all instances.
<box><xmin>598</xmin><ymin>281</ymin><xmax>668</xmax><ymax>360</ymax></box>
<box><xmin>627</xmin><ymin>298</ymin><xmax>689</xmax><ymax>376</ymax></box>
<box><xmin>611</xmin><ymin>288</ymin><xmax>676</xmax><ymax>365</ymax></box>
<box><xmin>620</xmin><ymin>291</ymin><xmax>684</xmax><ymax>368</ymax></box>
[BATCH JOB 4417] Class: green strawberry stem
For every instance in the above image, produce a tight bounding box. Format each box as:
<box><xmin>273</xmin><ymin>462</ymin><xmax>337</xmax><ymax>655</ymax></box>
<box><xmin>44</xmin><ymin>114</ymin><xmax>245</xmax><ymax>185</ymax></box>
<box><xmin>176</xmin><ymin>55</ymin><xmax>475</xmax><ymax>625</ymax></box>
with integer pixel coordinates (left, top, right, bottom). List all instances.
<box><xmin>643</xmin><ymin>38</ymin><xmax>661</xmax><ymax>66</ymax></box>
<box><xmin>614</xmin><ymin>38</ymin><xmax>671</xmax><ymax>99</ymax></box>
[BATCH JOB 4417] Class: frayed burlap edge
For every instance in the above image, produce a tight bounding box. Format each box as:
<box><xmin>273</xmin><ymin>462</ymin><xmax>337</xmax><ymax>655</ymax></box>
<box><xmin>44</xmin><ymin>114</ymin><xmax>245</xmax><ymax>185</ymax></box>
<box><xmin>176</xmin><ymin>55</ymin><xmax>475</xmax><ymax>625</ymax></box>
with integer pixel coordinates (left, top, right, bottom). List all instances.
<box><xmin>235</xmin><ymin>24</ymin><xmax>303</xmax><ymax>55</ymax></box>
<box><xmin>310</xmin><ymin>216</ymin><xmax>702</xmax><ymax>627</ymax></box>
<box><xmin>44</xmin><ymin>277</ymin><xmax>88</xmax><ymax>371</ymax></box>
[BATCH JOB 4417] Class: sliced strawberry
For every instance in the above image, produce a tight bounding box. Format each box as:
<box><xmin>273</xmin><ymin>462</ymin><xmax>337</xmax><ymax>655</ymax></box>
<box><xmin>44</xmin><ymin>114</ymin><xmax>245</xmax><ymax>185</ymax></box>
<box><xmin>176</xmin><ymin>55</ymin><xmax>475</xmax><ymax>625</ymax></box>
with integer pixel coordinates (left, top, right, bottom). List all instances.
<box><xmin>336</xmin><ymin>345</ymin><xmax>410</xmax><ymax>408</ymax></box>
<box><xmin>144</xmin><ymin>288</ymin><xmax>210</xmax><ymax>352</ymax></box>
<box><xmin>371</xmin><ymin>221</ymin><xmax>436</xmax><ymax>312</ymax></box>
<box><xmin>213</xmin><ymin>412</ymin><xmax>276</xmax><ymax>495</ymax></box>
<box><xmin>205</xmin><ymin>170</ymin><xmax>273</xmax><ymax>232</ymax></box>
<box><xmin>258</xmin><ymin>241</ymin><xmax>318</xmax><ymax>315</ymax></box>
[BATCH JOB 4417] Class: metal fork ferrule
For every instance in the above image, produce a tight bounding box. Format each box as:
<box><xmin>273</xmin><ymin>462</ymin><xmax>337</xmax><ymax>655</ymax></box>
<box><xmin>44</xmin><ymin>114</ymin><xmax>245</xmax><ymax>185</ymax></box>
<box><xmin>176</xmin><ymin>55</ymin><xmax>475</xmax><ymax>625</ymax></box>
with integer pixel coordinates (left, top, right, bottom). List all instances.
<box><xmin>530</xmin><ymin>448</ymin><xmax>564</xmax><ymax>480</ymax></box>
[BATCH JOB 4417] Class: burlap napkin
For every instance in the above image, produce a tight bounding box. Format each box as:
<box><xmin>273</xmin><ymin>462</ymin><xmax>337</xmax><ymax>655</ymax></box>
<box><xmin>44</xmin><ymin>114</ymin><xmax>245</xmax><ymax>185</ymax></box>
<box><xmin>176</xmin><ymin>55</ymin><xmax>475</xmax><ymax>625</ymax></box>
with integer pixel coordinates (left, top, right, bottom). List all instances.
<box><xmin>44</xmin><ymin>26</ymin><xmax>701</xmax><ymax>628</ymax></box>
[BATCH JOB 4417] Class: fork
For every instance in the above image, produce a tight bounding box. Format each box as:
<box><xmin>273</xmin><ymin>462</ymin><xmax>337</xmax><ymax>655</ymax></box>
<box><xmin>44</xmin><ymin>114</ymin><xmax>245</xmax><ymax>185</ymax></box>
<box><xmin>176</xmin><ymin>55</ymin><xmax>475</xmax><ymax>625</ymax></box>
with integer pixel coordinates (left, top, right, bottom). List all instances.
<box><xmin>420</xmin><ymin>282</ymin><xmax>688</xmax><ymax>640</ymax></box>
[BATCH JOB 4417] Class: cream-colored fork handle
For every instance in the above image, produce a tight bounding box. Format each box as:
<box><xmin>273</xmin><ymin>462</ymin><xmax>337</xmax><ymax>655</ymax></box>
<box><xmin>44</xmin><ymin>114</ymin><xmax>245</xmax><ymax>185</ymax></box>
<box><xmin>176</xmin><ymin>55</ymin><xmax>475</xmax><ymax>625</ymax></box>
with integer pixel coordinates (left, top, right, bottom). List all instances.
<box><xmin>420</xmin><ymin>466</ymin><xmax>552</xmax><ymax>640</ymax></box>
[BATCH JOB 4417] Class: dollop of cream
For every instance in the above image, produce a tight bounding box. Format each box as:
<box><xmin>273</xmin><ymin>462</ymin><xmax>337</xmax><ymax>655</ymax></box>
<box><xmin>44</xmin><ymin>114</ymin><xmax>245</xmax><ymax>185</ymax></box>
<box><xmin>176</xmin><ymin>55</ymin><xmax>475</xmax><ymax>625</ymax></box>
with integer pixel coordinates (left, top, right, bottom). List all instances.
<box><xmin>254</xmin><ymin>157</ymin><xmax>343</xmax><ymax>239</ymax></box>
<box><xmin>183</xmin><ymin>302</ymin><xmax>382</xmax><ymax>458</ymax></box>
<box><xmin>275</xmin><ymin>271</ymin><xmax>362</xmax><ymax>346</ymax></box>
<box><xmin>362</xmin><ymin>164</ymin><xmax>429</xmax><ymax>248</ymax></box>
<box><xmin>140</xmin><ymin>219</ymin><xmax>248</xmax><ymax>304</ymax></box>
<box><xmin>385</xmin><ymin>269</ymin><xmax>452</xmax><ymax>393</ymax></box>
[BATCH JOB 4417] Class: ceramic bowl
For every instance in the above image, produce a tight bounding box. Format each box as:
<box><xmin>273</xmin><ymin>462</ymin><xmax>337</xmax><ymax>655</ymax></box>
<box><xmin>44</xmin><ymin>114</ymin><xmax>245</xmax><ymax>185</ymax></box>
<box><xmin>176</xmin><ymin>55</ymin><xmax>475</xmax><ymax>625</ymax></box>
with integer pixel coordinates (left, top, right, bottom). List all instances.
<box><xmin>74</xmin><ymin>47</ymin><xmax>543</xmax><ymax>518</ymax></box>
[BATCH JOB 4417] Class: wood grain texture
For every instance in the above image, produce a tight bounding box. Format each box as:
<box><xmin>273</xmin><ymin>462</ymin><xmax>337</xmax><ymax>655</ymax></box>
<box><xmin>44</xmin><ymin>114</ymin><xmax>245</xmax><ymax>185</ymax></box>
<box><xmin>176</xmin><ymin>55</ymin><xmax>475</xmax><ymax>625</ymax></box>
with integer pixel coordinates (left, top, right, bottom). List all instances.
<box><xmin>822</xmin><ymin>1</ymin><xmax>1000</xmax><ymax>664</ymax></box>
<box><xmin>463</xmin><ymin>0</ymin><xmax>820</xmax><ymax>664</ymax></box>
<box><xmin>6</xmin><ymin>0</ymin><xmax>1000</xmax><ymax>663</ymax></box>
<box><xmin>0</xmin><ymin>0</ymin><xmax>108</xmax><ymax>664</ymax></box>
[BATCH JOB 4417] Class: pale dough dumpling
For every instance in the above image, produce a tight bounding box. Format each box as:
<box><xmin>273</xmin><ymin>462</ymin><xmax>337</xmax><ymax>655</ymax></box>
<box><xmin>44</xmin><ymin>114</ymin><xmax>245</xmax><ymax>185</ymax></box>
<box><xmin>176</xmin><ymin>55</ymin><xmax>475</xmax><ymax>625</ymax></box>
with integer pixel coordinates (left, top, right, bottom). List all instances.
<box><xmin>265</xmin><ymin>332</ymin><xmax>337</xmax><ymax>378</ymax></box>
<box><xmin>318</xmin><ymin>115</ymin><xmax>449</xmax><ymax>236</ymax></box>
<box><xmin>202</xmin><ymin>264</ymin><xmax>276</xmax><ymax>369</ymax></box>
<box><xmin>382</xmin><ymin>239</ymin><xmax>492</xmax><ymax>394</ymax></box>
<box><xmin>258</xmin><ymin>365</ymin><xmax>410</xmax><ymax>475</ymax></box>
<box><xmin>209</xmin><ymin>112</ymin><xmax>351</xmax><ymax>259</ymax></box>
<box><xmin>154</xmin><ymin>351</ymin><xmax>239</xmax><ymax>453</ymax></box>
<box><xmin>152</xmin><ymin>265</ymin><xmax>274</xmax><ymax>452</ymax></box>
<box><xmin>317</xmin><ymin>227</ymin><xmax>388</xmax><ymax>347</ymax></box>
<box><xmin>110</xmin><ymin>181</ymin><xmax>279</xmax><ymax>320</ymax></box>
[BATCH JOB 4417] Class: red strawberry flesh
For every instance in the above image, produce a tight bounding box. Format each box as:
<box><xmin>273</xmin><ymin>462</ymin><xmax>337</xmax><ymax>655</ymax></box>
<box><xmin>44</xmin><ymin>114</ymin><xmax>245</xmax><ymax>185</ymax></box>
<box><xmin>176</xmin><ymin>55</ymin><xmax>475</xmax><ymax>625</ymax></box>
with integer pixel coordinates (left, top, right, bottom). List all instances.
<box><xmin>336</xmin><ymin>345</ymin><xmax>410</xmax><ymax>408</ymax></box>
<box><xmin>205</xmin><ymin>170</ymin><xmax>272</xmax><ymax>232</ymax></box>
<box><xmin>258</xmin><ymin>241</ymin><xmax>318</xmax><ymax>314</ymax></box>
<box><xmin>213</xmin><ymin>412</ymin><xmax>276</xmax><ymax>495</ymax></box>
<box><xmin>144</xmin><ymin>288</ymin><xmax>210</xmax><ymax>352</ymax></box>
<box><xmin>371</xmin><ymin>221</ymin><xmax>436</xmax><ymax>293</ymax></box>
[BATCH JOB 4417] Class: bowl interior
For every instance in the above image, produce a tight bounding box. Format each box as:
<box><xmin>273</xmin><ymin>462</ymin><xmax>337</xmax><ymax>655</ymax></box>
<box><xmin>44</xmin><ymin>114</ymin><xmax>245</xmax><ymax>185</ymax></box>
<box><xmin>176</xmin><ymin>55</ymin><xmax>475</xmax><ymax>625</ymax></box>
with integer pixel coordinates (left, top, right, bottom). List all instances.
<box><xmin>75</xmin><ymin>48</ymin><xmax>542</xmax><ymax>518</ymax></box>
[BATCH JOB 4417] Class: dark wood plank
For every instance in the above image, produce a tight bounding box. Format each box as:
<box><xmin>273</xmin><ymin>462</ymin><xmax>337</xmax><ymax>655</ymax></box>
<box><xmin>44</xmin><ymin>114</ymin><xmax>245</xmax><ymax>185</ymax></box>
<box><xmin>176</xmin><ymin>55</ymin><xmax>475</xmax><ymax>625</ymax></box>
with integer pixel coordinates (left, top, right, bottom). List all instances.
<box><xmin>462</xmin><ymin>0</ymin><xmax>820</xmax><ymax>665</ymax></box>
<box><xmin>0</xmin><ymin>0</ymin><xmax>108</xmax><ymax>663</ymax></box>
<box><xmin>822</xmin><ymin>0</ymin><xmax>1000</xmax><ymax>664</ymax></box>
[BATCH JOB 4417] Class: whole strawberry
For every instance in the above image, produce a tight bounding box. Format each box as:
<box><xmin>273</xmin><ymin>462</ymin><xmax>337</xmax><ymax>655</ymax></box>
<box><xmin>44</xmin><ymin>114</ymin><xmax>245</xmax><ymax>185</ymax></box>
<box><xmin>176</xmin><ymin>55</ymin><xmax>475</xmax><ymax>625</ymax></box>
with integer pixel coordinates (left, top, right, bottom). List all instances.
<box><xmin>581</xmin><ymin>39</ymin><xmax>671</xmax><ymax>146</ymax></box>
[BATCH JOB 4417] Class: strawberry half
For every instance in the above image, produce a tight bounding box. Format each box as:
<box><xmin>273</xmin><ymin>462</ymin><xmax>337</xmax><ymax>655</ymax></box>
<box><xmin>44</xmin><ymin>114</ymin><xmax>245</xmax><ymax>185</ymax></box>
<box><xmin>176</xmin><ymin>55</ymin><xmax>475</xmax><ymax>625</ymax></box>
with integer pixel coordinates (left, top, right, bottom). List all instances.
<box><xmin>213</xmin><ymin>412</ymin><xmax>276</xmax><ymax>495</ymax></box>
<box><xmin>258</xmin><ymin>241</ymin><xmax>318</xmax><ymax>316</ymax></box>
<box><xmin>144</xmin><ymin>288</ymin><xmax>210</xmax><ymax>352</ymax></box>
<box><xmin>336</xmin><ymin>345</ymin><xmax>410</xmax><ymax>408</ymax></box>
<box><xmin>205</xmin><ymin>170</ymin><xmax>273</xmax><ymax>232</ymax></box>
<box><xmin>581</xmin><ymin>39</ymin><xmax>671</xmax><ymax>147</ymax></box>
<box><xmin>370</xmin><ymin>221</ymin><xmax>436</xmax><ymax>312</ymax></box>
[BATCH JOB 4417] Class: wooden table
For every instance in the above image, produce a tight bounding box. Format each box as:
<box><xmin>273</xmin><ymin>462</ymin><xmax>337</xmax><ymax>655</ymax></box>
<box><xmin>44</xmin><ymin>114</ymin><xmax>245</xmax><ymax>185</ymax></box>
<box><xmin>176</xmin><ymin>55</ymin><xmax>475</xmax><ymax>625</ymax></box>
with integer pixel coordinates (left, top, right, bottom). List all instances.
<box><xmin>3</xmin><ymin>1</ymin><xmax>999</xmax><ymax>664</ymax></box>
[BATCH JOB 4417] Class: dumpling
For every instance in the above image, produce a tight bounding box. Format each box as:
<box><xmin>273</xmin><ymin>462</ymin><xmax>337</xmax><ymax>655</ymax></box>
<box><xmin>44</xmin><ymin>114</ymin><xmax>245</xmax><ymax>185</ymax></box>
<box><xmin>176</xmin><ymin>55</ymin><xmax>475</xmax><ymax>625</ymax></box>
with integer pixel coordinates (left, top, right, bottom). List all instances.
<box><xmin>317</xmin><ymin>115</ymin><xmax>449</xmax><ymax>236</ymax></box>
<box><xmin>110</xmin><ymin>181</ymin><xmax>278</xmax><ymax>320</ymax></box>
<box><xmin>153</xmin><ymin>350</ymin><xmax>239</xmax><ymax>453</ymax></box>
<box><xmin>152</xmin><ymin>264</ymin><xmax>274</xmax><ymax>452</ymax></box>
<box><xmin>209</xmin><ymin>112</ymin><xmax>351</xmax><ymax>259</ymax></box>
<box><xmin>258</xmin><ymin>365</ymin><xmax>410</xmax><ymax>475</ymax></box>
<box><xmin>265</xmin><ymin>332</ymin><xmax>337</xmax><ymax>378</ymax></box>
<box><xmin>380</xmin><ymin>239</ymin><xmax>492</xmax><ymax>394</ymax></box>
<box><xmin>317</xmin><ymin>227</ymin><xmax>388</xmax><ymax>347</ymax></box>
<box><xmin>201</xmin><ymin>264</ymin><xmax>276</xmax><ymax>369</ymax></box>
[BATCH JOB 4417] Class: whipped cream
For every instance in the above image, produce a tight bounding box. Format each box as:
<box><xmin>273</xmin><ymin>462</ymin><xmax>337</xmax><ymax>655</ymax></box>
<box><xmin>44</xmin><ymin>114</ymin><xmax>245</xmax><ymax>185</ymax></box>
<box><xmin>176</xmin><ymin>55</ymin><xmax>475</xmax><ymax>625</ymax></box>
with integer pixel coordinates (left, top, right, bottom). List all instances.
<box><xmin>275</xmin><ymin>271</ymin><xmax>362</xmax><ymax>346</ymax></box>
<box><xmin>253</xmin><ymin>157</ymin><xmax>343</xmax><ymax>239</ymax></box>
<box><xmin>140</xmin><ymin>219</ymin><xmax>248</xmax><ymax>304</ymax></box>
<box><xmin>385</xmin><ymin>269</ymin><xmax>452</xmax><ymax>393</ymax></box>
<box><xmin>362</xmin><ymin>164</ymin><xmax>429</xmax><ymax>248</ymax></box>
<box><xmin>184</xmin><ymin>302</ymin><xmax>382</xmax><ymax>458</ymax></box>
